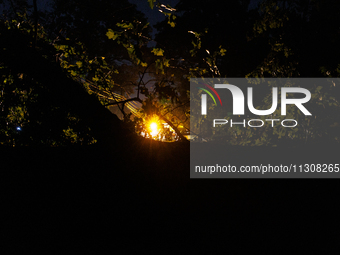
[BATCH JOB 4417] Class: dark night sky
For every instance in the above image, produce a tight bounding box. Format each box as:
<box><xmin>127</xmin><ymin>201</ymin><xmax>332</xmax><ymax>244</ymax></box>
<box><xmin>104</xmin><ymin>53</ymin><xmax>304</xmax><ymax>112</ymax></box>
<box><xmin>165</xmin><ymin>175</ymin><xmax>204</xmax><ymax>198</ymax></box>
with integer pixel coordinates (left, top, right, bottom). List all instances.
<box><xmin>128</xmin><ymin>0</ymin><xmax>180</xmax><ymax>26</ymax></box>
<box><xmin>128</xmin><ymin>0</ymin><xmax>180</xmax><ymax>40</ymax></box>
<box><xmin>128</xmin><ymin>0</ymin><xmax>259</xmax><ymax>38</ymax></box>
<box><xmin>128</xmin><ymin>0</ymin><xmax>259</xmax><ymax>26</ymax></box>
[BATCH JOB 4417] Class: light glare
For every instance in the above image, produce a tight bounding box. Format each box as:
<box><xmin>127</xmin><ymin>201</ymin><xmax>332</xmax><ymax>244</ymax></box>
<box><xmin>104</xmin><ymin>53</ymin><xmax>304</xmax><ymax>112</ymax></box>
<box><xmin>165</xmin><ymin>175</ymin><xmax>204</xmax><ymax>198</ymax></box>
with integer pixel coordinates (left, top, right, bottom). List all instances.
<box><xmin>149</xmin><ymin>122</ymin><xmax>159</xmax><ymax>137</ymax></box>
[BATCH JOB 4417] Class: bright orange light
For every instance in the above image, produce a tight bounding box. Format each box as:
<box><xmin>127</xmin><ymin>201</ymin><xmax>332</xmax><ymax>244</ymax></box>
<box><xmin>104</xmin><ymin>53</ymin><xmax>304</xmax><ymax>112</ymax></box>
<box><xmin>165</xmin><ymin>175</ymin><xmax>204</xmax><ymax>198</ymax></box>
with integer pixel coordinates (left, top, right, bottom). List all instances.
<box><xmin>149</xmin><ymin>122</ymin><xmax>159</xmax><ymax>137</ymax></box>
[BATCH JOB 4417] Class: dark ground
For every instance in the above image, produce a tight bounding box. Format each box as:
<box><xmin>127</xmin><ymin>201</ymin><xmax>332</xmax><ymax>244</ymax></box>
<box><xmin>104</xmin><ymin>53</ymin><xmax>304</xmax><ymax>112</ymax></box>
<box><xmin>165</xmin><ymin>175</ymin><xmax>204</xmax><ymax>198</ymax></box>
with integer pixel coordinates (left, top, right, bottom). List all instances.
<box><xmin>1</xmin><ymin>139</ymin><xmax>340</xmax><ymax>253</ymax></box>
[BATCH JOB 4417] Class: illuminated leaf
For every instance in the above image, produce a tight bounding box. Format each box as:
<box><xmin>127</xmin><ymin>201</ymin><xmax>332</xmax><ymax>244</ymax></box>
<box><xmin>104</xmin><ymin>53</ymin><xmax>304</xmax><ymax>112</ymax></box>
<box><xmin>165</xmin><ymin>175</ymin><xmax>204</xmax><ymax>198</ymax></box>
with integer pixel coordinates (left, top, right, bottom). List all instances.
<box><xmin>148</xmin><ymin>0</ymin><xmax>156</xmax><ymax>9</ymax></box>
<box><xmin>106</xmin><ymin>29</ymin><xmax>119</xmax><ymax>40</ymax></box>
<box><xmin>116</xmin><ymin>23</ymin><xmax>134</xmax><ymax>29</ymax></box>
<box><xmin>76</xmin><ymin>61</ymin><xmax>82</xmax><ymax>68</ymax></box>
<box><xmin>151</xmin><ymin>48</ymin><xmax>164</xmax><ymax>56</ymax></box>
<box><xmin>219</xmin><ymin>47</ymin><xmax>227</xmax><ymax>56</ymax></box>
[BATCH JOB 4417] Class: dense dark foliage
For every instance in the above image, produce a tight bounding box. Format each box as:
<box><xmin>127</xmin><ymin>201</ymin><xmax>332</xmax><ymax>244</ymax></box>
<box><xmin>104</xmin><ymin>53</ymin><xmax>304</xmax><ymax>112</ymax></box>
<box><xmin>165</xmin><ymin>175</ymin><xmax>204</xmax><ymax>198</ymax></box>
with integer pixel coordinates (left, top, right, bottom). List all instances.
<box><xmin>1</xmin><ymin>0</ymin><xmax>339</xmax><ymax>145</ymax></box>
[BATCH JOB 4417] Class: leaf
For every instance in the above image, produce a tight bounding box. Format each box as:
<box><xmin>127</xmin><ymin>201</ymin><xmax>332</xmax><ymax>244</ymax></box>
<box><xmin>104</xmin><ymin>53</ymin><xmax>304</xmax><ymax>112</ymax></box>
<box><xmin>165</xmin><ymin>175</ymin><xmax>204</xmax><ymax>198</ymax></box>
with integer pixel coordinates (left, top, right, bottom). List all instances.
<box><xmin>219</xmin><ymin>47</ymin><xmax>227</xmax><ymax>56</ymax></box>
<box><xmin>163</xmin><ymin>59</ymin><xmax>170</xmax><ymax>67</ymax></box>
<box><xmin>169</xmin><ymin>22</ymin><xmax>175</xmax><ymax>28</ymax></box>
<box><xmin>106</xmin><ymin>29</ymin><xmax>119</xmax><ymax>40</ymax></box>
<box><xmin>76</xmin><ymin>61</ymin><xmax>82</xmax><ymax>68</ymax></box>
<box><xmin>127</xmin><ymin>46</ymin><xmax>135</xmax><ymax>55</ymax></box>
<box><xmin>151</xmin><ymin>48</ymin><xmax>164</xmax><ymax>56</ymax></box>
<box><xmin>148</xmin><ymin>0</ymin><xmax>156</xmax><ymax>9</ymax></box>
<box><xmin>116</xmin><ymin>22</ymin><xmax>134</xmax><ymax>29</ymax></box>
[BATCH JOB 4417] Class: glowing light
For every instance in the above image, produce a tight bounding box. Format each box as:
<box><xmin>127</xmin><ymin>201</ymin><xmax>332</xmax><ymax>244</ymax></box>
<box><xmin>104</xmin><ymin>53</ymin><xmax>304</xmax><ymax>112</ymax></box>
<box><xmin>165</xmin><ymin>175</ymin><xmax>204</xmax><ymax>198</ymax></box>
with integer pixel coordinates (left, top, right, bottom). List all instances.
<box><xmin>149</xmin><ymin>122</ymin><xmax>159</xmax><ymax>137</ymax></box>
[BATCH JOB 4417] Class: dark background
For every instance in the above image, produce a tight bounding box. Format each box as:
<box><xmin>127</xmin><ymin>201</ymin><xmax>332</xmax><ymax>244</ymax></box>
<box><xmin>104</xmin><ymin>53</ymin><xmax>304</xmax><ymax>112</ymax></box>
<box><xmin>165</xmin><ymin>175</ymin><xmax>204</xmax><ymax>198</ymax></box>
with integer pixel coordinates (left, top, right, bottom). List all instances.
<box><xmin>1</xmin><ymin>0</ymin><xmax>340</xmax><ymax>252</ymax></box>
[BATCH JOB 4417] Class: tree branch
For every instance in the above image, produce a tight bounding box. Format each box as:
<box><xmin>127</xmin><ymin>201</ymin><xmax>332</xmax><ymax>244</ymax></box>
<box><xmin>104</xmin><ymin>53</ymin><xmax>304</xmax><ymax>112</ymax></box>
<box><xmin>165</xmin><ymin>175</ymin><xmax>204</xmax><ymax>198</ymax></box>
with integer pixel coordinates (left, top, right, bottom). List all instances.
<box><xmin>105</xmin><ymin>97</ymin><xmax>142</xmax><ymax>107</ymax></box>
<box><xmin>33</xmin><ymin>0</ymin><xmax>38</xmax><ymax>49</ymax></box>
<box><xmin>158</xmin><ymin>114</ymin><xmax>188</xmax><ymax>142</ymax></box>
<box><xmin>163</xmin><ymin>101</ymin><xmax>190</xmax><ymax>117</ymax></box>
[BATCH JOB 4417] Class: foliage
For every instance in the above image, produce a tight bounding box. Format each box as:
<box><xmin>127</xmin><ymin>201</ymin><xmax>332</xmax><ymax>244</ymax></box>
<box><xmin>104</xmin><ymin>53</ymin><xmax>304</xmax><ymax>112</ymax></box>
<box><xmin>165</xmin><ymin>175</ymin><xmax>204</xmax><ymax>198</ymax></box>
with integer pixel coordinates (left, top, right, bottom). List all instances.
<box><xmin>1</xmin><ymin>0</ymin><xmax>340</xmax><ymax>146</ymax></box>
<box><xmin>0</xmin><ymin>14</ymin><xmax>100</xmax><ymax>146</ymax></box>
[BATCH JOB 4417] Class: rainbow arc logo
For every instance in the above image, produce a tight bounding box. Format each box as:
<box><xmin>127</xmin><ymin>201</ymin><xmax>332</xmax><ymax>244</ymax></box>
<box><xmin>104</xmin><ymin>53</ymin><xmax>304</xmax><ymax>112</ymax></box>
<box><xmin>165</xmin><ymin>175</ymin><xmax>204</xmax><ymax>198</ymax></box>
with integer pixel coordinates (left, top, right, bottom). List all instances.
<box><xmin>198</xmin><ymin>83</ymin><xmax>222</xmax><ymax>115</ymax></box>
<box><xmin>198</xmin><ymin>83</ymin><xmax>222</xmax><ymax>106</ymax></box>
